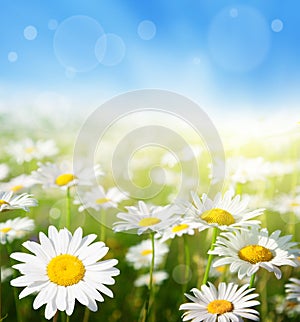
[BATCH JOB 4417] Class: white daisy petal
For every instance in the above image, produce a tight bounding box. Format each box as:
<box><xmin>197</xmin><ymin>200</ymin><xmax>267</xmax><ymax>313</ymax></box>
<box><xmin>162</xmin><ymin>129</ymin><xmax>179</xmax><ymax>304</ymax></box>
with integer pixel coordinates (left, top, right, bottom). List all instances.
<box><xmin>45</xmin><ymin>298</ymin><xmax>57</xmax><ymax>320</ymax></box>
<box><xmin>56</xmin><ymin>286</ymin><xmax>67</xmax><ymax>311</ymax></box>
<box><xmin>78</xmin><ymin>243</ymin><xmax>107</xmax><ymax>264</ymax></box>
<box><xmin>39</xmin><ymin>232</ymin><xmax>56</xmax><ymax>258</ymax></box>
<box><xmin>67</xmin><ymin>227</ymin><xmax>83</xmax><ymax>254</ymax></box>
<box><xmin>33</xmin><ymin>282</ymin><xmax>56</xmax><ymax>309</ymax></box>
<box><xmin>20</xmin><ymin>281</ymin><xmax>49</xmax><ymax>300</ymax></box>
<box><xmin>66</xmin><ymin>286</ymin><xmax>76</xmax><ymax>316</ymax></box>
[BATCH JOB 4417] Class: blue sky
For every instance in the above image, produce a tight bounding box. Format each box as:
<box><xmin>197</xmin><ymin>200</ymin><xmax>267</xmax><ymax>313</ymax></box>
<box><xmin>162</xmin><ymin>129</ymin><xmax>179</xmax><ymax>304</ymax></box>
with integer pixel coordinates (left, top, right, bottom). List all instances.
<box><xmin>1</xmin><ymin>0</ymin><xmax>300</xmax><ymax>114</ymax></box>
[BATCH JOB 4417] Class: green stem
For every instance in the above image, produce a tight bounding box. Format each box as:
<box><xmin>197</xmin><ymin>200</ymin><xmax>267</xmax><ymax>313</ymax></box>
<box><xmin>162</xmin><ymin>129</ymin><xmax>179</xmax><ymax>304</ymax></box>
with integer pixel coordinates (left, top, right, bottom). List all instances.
<box><xmin>100</xmin><ymin>208</ymin><xmax>106</xmax><ymax>242</ymax></box>
<box><xmin>66</xmin><ymin>315</ymin><xmax>70</xmax><ymax>322</ymax></box>
<box><xmin>83</xmin><ymin>307</ymin><xmax>90</xmax><ymax>322</ymax></box>
<box><xmin>202</xmin><ymin>227</ymin><xmax>218</xmax><ymax>285</ymax></box>
<box><xmin>249</xmin><ymin>273</ymin><xmax>256</xmax><ymax>289</ymax></box>
<box><xmin>144</xmin><ymin>232</ymin><xmax>155</xmax><ymax>322</ymax></box>
<box><xmin>6</xmin><ymin>243</ymin><xmax>22</xmax><ymax>322</ymax></box>
<box><xmin>66</xmin><ymin>187</ymin><xmax>71</xmax><ymax>230</ymax></box>
<box><xmin>183</xmin><ymin>235</ymin><xmax>190</xmax><ymax>289</ymax></box>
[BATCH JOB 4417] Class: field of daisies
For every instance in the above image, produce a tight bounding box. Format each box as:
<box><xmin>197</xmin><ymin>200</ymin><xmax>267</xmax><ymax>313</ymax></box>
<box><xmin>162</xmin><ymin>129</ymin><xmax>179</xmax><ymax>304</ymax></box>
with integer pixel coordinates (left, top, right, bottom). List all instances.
<box><xmin>0</xmin><ymin>110</ymin><xmax>299</xmax><ymax>322</ymax></box>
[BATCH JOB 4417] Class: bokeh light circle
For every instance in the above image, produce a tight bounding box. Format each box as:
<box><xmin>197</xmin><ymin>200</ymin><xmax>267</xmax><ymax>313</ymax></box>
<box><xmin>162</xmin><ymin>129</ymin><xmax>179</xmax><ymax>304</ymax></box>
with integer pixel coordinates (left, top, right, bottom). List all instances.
<box><xmin>137</xmin><ymin>20</ymin><xmax>157</xmax><ymax>40</ymax></box>
<box><xmin>95</xmin><ymin>33</ymin><xmax>126</xmax><ymax>66</ymax></box>
<box><xmin>208</xmin><ymin>6</ymin><xmax>271</xmax><ymax>72</ymax></box>
<box><xmin>65</xmin><ymin>67</ymin><xmax>77</xmax><ymax>79</ymax></box>
<box><xmin>48</xmin><ymin>19</ymin><xmax>58</xmax><ymax>30</ymax></box>
<box><xmin>271</xmin><ymin>19</ymin><xmax>284</xmax><ymax>32</ymax></box>
<box><xmin>53</xmin><ymin>15</ymin><xmax>105</xmax><ymax>72</ymax></box>
<box><xmin>172</xmin><ymin>264</ymin><xmax>192</xmax><ymax>284</ymax></box>
<box><xmin>8</xmin><ymin>51</ymin><xmax>18</xmax><ymax>62</ymax></box>
<box><xmin>229</xmin><ymin>8</ymin><xmax>238</xmax><ymax>18</ymax></box>
<box><xmin>24</xmin><ymin>25</ymin><xmax>38</xmax><ymax>40</ymax></box>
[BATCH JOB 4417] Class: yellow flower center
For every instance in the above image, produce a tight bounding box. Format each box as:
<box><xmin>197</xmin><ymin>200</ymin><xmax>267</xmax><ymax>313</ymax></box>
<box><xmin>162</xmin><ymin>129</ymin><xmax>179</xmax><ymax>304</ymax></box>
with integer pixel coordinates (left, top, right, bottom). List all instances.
<box><xmin>238</xmin><ymin>245</ymin><xmax>273</xmax><ymax>264</ymax></box>
<box><xmin>172</xmin><ymin>223</ymin><xmax>189</xmax><ymax>233</ymax></box>
<box><xmin>47</xmin><ymin>254</ymin><xmax>85</xmax><ymax>286</ymax></box>
<box><xmin>216</xmin><ymin>266</ymin><xmax>226</xmax><ymax>273</ymax></box>
<box><xmin>55</xmin><ymin>174</ymin><xmax>76</xmax><ymax>186</ymax></box>
<box><xmin>138</xmin><ymin>217</ymin><xmax>161</xmax><ymax>227</ymax></box>
<box><xmin>201</xmin><ymin>208</ymin><xmax>235</xmax><ymax>225</ymax></box>
<box><xmin>0</xmin><ymin>227</ymin><xmax>12</xmax><ymax>234</ymax></box>
<box><xmin>0</xmin><ymin>200</ymin><xmax>10</xmax><ymax>206</ymax></box>
<box><xmin>11</xmin><ymin>185</ymin><xmax>24</xmax><ymax>192</ymax></box>
<box><xmin>290</xmin><ymin>202</ymin><xmax>300</xmax><ymax>207</ymax></box>
<box><xmin>96</xmin><ymin>197</ymin><xmax>110</xmax><ymax>204</ymax></box>
<box><xmin>207</xmin><ymin>299</ymin><xmax>234</xmax><ymax>314</ymax></box>
<box><xmin>141</xmin><ymin>249</ymin><xmax>152</xmax><ymax>256</ymax></box>
<box><xmin>25</xmin><ymin>147</ymin><xmax>35</xmax><ymax>154</ymax></box>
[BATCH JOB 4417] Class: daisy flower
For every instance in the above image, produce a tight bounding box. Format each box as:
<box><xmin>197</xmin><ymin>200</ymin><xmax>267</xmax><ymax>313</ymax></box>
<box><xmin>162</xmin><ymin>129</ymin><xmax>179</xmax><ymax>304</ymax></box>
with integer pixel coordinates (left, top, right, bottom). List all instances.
<box><xmin>113</xmin><ymin>201</ymin><xmax>180</xmax><ymax>235</ymax></box>
<box><xmin>209</xmin><ymin>156</ymin><xmax>268</xmax><ymax>185</ymax></box>
<box><xmin>264</xmin><ymin>161</ymin><xmax>294</xmax><ymax>177</ymax></box>
<box><xmin>0</xmin><ymin>163</ymin><xmax>9</xmax><ymax>180</ymax></box>
<box><xmin>134</xmin><ymin>271</ymin><xmax>169</xmax><ymax>287</ymax></box>
<box><xmin>179</xmin><ymin>190</ymin><xmax>263</xmax><ymax>232</ymax></box>
<box><xmin>0</xmin><ymin>174</ymin><xmax>37</xmax><ymax>193</ymax></box>
<box><xmin>6</xmin><ymin>138</ymin><xmax>58</xmax><ymax>164</ymax></box>
<box><xmin>75</xmin><ymin>186</ymin><xmax>128</xmax><ymax>212</ymax></box>
<box><xmin>10</xmin><ymin>226</ymin><xmax>120</xmax><ymax>320</ymax></box>
<box><xmin>270</xmin><ymin>193</ymin><xmax>300</xmax><ymax>219</ymax></box>
<box><xmin>286</xmin><ymin>278</ymin><xmax>300</xmax><ymax>302</ymax></box>
<box><xmin>180</xmin><ymin>282</ymin><xmax>260</xmax><ymax>321</ymax></box>
<box><xmin>0</xmin><ymin>217</ymin><xmax>35</xmax><ymax>244</ymax></box>
<box><xmin>210</xmin><ymin>228</ymin><xmax>299</xmax><ymax>279</ymax></box>
<box><xmin>125</xmin><ymin>239</ymin><xmax>169</xmax><ymax>270</ymax></box>
<box><xmin>0</xmin><ymin>191</ymin><xmax>38</xmax><ymax>212</ymax></box>
<box><xmin>159</xmin><ymin>220</ymin><xmax>200</xmax><ymax>242</ymax></box>
<box><xmin>273</xmin><ymin>294</ymin><xmax>300</xmax><ymax>318</ymax></box>
<box><xmin>32</xmin><ymin>161</ymin><xmax>103</xmax><ymax>190</ymax></box>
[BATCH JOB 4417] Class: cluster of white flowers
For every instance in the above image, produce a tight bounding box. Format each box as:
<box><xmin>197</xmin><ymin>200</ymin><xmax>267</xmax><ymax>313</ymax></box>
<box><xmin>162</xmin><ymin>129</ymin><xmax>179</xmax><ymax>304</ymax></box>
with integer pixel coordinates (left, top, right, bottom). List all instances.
<box><xmin>1</xmin><ymin>134</ymin><xmax>299</xmax><ymax>322</ymax></box>
<box><xmin>113</xmin><ymin>187</ymin><xmax>299</xmax><ymax>321</ymax></box>
<box><xmin>0</xmin><ymin>145</ymin><xmax>124</xmax><ymax>320</ymax></box>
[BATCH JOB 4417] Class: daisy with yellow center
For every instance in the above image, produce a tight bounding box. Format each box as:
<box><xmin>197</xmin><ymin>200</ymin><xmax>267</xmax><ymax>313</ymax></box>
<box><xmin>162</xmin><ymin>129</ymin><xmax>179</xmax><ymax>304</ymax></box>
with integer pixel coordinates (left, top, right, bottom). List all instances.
<box><xmin>286</xmin><ymin>278</ymin><xmax>300</xmax><ymax>302</ymax></box>
<box><xmin>6</xmin><ymin>138</ymin><xmax>58</xmax><ymax>164</ymax></box>
<box><xmin>210</xmin><ymin>228</ymin><xmax>299</xmax><ymax>280</ymax></box>
<box><xmin>178</xmin><ymin>190</ymin><xmax>263</xmax><ymax>232</ymax></box>
<box><xmin>113</xmin><ymin>201</ymin><xmax>180</xmax><ymax>235</ymax></box>
<box><xmin>0</xmin><ymin>174</ymin><xmax>37</xmax><ymax>193</ymax></box>
<box><xmin>0</xmin><ymin>217</ymin><xmax>35</xmax><ymax>244</ymax></box>
<box><xmin>159</xmin><ymin>220</ymin><xmax>200</xmax><ymax>242</ymax></box>
<box><xmin>32</xmin><ymin>161</ymin><xmax>103</xmax><ymax>190</ymax></box>
<box><xmin>75</xmin><ymin>186</ymin><xmax>128</xmax><ymax>212</ymax></box>
<box><xmin>270</xmin><ymin>193</ymin><xmax>300</xmax><ymax>218</ymax></box>
<box><xmin>10</xmin><ymin>226</ymin><xmax>120</xmax><ymax>320</ymax></box>
<box><xmin>180</xmin><ymin>282</ymin><xmax>260</xmax><ymax>321</ymax></box>
<box><xmin>125</xmin><ymin>239</ymin><xmax>169</xmax><ymax>270</ymax></box>
<box><xmin>0</xmin><ymin>191</ymin><xmax>38</xmax><ymax>212</ymax></box>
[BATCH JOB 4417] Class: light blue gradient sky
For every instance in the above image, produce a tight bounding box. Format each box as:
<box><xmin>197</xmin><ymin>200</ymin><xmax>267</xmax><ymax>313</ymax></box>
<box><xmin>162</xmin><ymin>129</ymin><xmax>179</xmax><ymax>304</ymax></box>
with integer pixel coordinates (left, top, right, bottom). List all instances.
<box><xmin>0</xmin><ymin>0</ymin><xmax>299</xmax><ymax>115</ymax></box>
